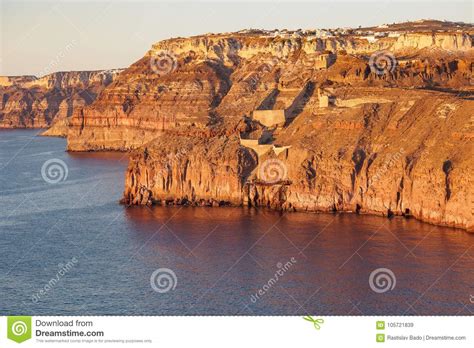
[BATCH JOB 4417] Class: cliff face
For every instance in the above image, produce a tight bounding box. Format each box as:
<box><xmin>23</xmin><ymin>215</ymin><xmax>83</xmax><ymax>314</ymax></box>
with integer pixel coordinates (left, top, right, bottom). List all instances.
<box><xmin>124</xmin><ymin>133</ymin><xmax>258</xmax><ymax>206</ymax></box>
<box><xmin>66</xmin><ymin>49</ymin><xmax>235</xmax><ymax>150</ymax></box>
<box><xmin>0</xmin><ymin>69</ymin><xmax>123</xmax><ymax>131</ymax></box>
<box><xmin>66</xmin><ymin>20</ymin><xmax>473</xmax><ymax>151</ymax></box>
<box><xmin>67</xmin><ymin>20</ymin><xmax>474</xmax><ymax>231</ymax></box>
<box><xmin>123</xmin><ymin>90</ymin><xmax>473</xmax><ymax>231</ymax></box>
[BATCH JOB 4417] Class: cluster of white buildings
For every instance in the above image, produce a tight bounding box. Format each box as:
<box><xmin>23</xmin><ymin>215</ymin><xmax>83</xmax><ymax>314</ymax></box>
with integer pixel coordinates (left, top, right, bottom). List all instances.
<box><xmin>242</xmin><ymin>27</ymin><xmax>406</xmax><ymax>44</ymax></box>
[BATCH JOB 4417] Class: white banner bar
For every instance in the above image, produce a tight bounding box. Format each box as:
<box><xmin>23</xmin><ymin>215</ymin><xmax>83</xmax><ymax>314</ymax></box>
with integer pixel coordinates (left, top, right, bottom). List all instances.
<box><xmin>1</xmin><ymin>316</ymin><xmax>473</xmax><ymax>347</ymax></box>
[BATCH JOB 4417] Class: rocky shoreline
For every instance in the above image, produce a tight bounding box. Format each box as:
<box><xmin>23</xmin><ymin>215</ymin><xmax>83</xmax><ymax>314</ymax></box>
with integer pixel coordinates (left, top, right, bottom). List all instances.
<box><xmin>120</xmin><ymin>90</ymin><xmax>473</xmax><ymax>232</ymax></box>
<box><xmin>3</xmin><ymin>20</ymin><xmax>473</xmax><ymax>232</ymax></box>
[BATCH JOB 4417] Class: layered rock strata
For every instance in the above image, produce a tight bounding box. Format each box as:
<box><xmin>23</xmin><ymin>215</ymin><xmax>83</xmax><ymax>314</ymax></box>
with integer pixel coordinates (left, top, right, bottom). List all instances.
<box><xmin>0</xmin><ymin>70</ymin><xmax>123</xmax><ymax>130</ymax></box>
<box><xmin>66</xmin><ymin>20</ymin><xmax>474</xmax><ymax>151</ymax></box>
<box><xmin>123</xmin><ymin>89</ymin><xmax>473</xmax><ymax>231</ymax></box>
<box><xmin>61</xmin><ymin>20</ymin><xmax>474</xmax><ymax>230</ymax></box>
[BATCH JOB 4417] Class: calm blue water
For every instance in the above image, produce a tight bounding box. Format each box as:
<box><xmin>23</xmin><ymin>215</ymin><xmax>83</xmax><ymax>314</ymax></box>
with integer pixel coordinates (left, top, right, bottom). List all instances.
<box><xmin>0</xmin><ymin>129</ymin><xmax>473</xmax><ymax>315</ymax></box>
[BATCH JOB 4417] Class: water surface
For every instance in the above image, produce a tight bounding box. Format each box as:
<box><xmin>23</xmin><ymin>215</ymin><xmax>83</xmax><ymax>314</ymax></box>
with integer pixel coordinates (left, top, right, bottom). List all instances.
<box><xmin>0</xmin><ymin>130</ymin><xmax>473</xmax><ymax>315</ymax></box>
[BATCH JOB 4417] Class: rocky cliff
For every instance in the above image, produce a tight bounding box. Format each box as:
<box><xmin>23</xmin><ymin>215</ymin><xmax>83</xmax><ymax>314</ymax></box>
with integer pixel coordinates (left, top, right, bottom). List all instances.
<box><xmin>0</xmin><ymin>69</ymin><xmax>123</xmax><ymax>132</ymax></box>
<box><xmin>68</xmin><ymin>20</ymin><xmax>474</xmax><ymax>231</ymax></box>
<box><xmin>123</xmin><ymin>89</ymin><xmax>473</xmax><ymax>231</ymax></box>
<box><xmin>66</xmin><ymin>20</ymin><xmax>474</xmax><ymax>151</ymax></box>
